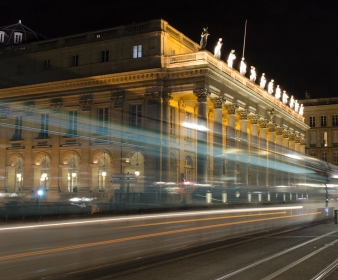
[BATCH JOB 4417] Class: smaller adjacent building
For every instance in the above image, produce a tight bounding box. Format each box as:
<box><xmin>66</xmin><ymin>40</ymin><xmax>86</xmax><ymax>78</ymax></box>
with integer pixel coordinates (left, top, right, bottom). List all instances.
<box><xmin>300</xmin><ymin>95</ymin><xmax>338</xmax><ymax>165</ymax></box>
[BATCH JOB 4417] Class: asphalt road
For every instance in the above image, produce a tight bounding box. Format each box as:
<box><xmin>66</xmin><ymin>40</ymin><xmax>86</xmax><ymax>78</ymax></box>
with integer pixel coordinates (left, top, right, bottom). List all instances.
<box><xmin>0</xmin><ymin>203</ymin><xmax>335</xmax><ymax>280</ymax></box>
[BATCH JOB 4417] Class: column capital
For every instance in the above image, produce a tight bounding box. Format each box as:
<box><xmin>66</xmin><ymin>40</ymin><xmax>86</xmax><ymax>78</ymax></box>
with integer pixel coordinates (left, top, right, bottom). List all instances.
<box><xmin>236</xmin><ymin>109</ymin><xmax>248</xmax><ymax>120</ymax></box>
<box><xmin>79</xmin><ymin>94</ymin><xmax>92</xmax><ymax>111</ymax></box>
<box><xmin>162</xmin><ymin>92</ymin><xmax>173</xmax><ymax>105</ymax></box>
<box><xmin>248</xmin><ymin>114</ymin><xmax>259</xmax><ymax>124</ymax></box>
<box><xmin>300</xmin><ymin>138</ymin><xmax>306</xmax><ymax>145</ymax></box>
<box><xmin>288</xmin><ymin>133</ymin><xmax>295</xmax><ymax>141</ymax></box>
<box><xmin>193</xmin><ymin>88</ymin><xmax>210</xmax><ymax>102</ymax></box>
<box><xmin>282</xmin><ymin>129</ymin><xmax>289</xmax><ymax>138</ymax></box>
<box><xmin>144</xmin><ymin>92</ymin><xmax>160</xmax><ymax>105</ymax></box>
<box><xmin>267</xmin><ymin>123</ymin><xmax>275</xmax><ymax>132</ymax></box>
<box><xmin>258</xmin><ymin>118</ymin><xmax>268</xmax><ymax>128</ymax></box>
<box><xmin>275</xmin><ymin>126</ymin><xmax>283</xmax><ymax>135</ymax></box>
<box><xmin>225</xmin><ymin>103</ymin><xmax>236</xmax><ymax>115</ymax></box>
<box><xmin>50</xmin><ymin>98</ymin><xmax>63</xmax><ymax>113</ymax></box>
<box><xmin>210</xmin><ymin>97</ymin><xmax>224</xmax><ymax>109</ymax></box>
<box><xmin>295</xmin><ymin>135</ymin><xmax>301</xmax><ymax>143</ymax></box>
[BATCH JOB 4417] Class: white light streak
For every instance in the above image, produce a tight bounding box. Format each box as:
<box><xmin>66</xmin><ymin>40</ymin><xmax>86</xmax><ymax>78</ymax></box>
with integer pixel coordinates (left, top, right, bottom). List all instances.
<box><xmin>0</xmin><ymin>206</ymin><xmax>303</xmax><ymax>231</ymax></box>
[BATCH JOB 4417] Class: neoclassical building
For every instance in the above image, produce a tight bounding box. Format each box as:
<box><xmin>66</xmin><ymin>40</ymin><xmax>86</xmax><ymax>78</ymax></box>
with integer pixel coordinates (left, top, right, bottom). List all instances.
<box><xmin>0</xmin><ymin>19</ymin><xmax>308</xmax><ymax>201</ymax></box>
<box><xmin>300</xmin><ymin>95</ymin><xmax>338</xmax><ymax>166</ymax></box>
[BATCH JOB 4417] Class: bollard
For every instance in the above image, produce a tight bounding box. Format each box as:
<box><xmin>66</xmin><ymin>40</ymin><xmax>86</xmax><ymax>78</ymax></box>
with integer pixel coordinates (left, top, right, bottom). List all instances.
<box><xmin>222</xmin><ymin>192</ymin><xmax>227</xmax><ymax>204</ymax></box>
<box><xmin>267</xmin><ymin>192</ymin><xmax>270</xmax><ymax>202</ymax></box>
<box><xmin>290</xmin><ymin>193</ymin><xmax>292</xmax><ymax>201</ymax></box>
<box><xmin>258</xmin><ymin>193</ymin><xmax>262</xmax><ymax>203</ymax></box>
<box><xmin>248</xmin><ymin>192</ymin><xmax>252</xmax><ymax>203</ymax></box>
<box><xmin>283</xmin><ymin>193</ymin><xmax>286</xmax><ymax>202</ymax></box>
<box><xmin>335</xmin><ymin>210</ymin><xmax>338</xmax><ymax>224</ymax></box>
<box><xmin>296</xmin><ymin>193</ymin><xmax>298</xmax><ymax>200</ymax></box>
<box><xmin>206</xmin><ymin>191</ymin><xmax>212</xmax><ymax>204</ymax></box>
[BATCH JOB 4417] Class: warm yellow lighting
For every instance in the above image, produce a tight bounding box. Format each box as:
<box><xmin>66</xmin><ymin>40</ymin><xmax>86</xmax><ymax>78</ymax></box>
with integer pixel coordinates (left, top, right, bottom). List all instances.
<box><xmin>72</xmin><ymin>172</ymin><xmax>77</xmax><ymax>178</ymax></box>
<box><xmin>135</xmin><ymin>171</ymin><xmax>140</xmax><ymax>177</ymax></box>
<box><xmin>102</xmin><ymin>171</ymin><xmax>107</xmax><ymax>177</ymax></box>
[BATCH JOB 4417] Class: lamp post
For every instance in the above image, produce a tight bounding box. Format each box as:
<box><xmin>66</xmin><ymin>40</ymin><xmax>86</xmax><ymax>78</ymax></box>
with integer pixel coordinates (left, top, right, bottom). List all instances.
<box><xmin>101</xmin><ymin>171</ymin><xmax>106</xmax><ymax>191</ymax></box>
<box><xmin>41</xmin><ymin>173</ymin><xmax>48</xmax><ymax>191</ymax></box>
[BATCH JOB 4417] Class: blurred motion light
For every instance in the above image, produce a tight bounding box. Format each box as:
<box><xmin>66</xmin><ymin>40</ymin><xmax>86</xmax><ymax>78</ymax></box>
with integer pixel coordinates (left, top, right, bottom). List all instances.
<box><xmin>182</xmin><ymin>122</ymin><xmax>209</xmax><ymax>131</ymax></box>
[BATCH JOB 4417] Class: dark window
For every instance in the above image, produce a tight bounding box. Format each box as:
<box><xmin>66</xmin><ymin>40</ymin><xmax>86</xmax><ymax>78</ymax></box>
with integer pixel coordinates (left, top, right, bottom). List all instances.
<box><xmin>321</xmin><ymin>115</ymin><xmax>327</xmax><ymax>127</ymax></box>
<box><xmin>44</xmin><ymin>60</ymin><xmax>50</xmax><ymax>70</ymax></box>
<box><xmin>309</xmin><ymin>116</ymin><xmax>315</xmax><ymax>127</ymax></box>
<box><xmin>67</xmin><ymin>111</ymin><xmax>78</xmax><ymax>136</ymax></box>
<box><xmin>97</xmin><ymin>108</ymin><xmax>109</xmax><ymax>134</ymax></box>
<box><xmin>101</xmin><ymin>50</ymin><xmax>109</xmax><ymax>62</ymax></box>
<box><xmin>37</xmin><ymin>114</ymin><xmax>49</xmax><ymax>139</ymax></box>
<box><xmin>11</xmin><ymin>116</ymin><xmax>23</xmax><ymax>140</ymax></box>
<box><xmin>130</xmin><ymin>105</ymin><xmax>142</xmax><ymax>127</ymax></box>
<box><xmin>71</xmin><ymin>55</ymin><xmax>78</xmax><ymax>67</ymax></box>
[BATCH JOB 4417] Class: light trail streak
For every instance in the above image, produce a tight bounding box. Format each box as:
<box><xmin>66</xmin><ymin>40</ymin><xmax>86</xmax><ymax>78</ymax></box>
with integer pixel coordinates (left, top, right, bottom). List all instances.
<box><xmin>0</xmin><ymin>206</ymin><xmax>303</xmax><ymax>231</ymax></box>
<box><xmin>0</xmin><ymin>211</ymin><xmax>319</xmax><ymax>261</ymax></box>
<box><xmin>116</xmin><ymin>212</ymin><xmax>287</xmax><ymax>229</ymax></box>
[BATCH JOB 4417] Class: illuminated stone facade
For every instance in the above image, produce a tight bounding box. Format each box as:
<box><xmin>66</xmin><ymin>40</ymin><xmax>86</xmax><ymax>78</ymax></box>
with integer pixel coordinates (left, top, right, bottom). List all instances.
<box><xmin>0</xmin><ymin>19</ymin><xmax>308</xmax><ymax>200</ymax></box>
<box><xmin>300</xmin><ymin>97</ymin><xmax>338</xmax><ymax>166</ymax></box>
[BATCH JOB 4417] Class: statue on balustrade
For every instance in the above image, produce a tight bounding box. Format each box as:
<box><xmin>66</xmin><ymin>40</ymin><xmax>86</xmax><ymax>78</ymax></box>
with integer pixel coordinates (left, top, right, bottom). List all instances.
<box><xmin>275</xmin><ymin>85</ymin><xmax>281</xmax><ymax>99</ymax></box>
<box><xmin>214</xmin><ymin>38</ymin><xmax>223</xmax><ymax>59</ymax></box>
<box><xmin>268</xmin><ymin>79</ymin><xmax>274</xmax><ymax>94</ymax></box>
<box><xmin>199</xmin><ymin>27</ymin><xmax>210</xmax><ymax>50</ymax></box>
<box><xmin>240</xmin><ymin>58</ymin><xmax>247</xmax><ymax>75</ymax></box>
<box><xmin>260</xmin><ymin>73</ymin><xmax>266</xmax><ymax>89</ymax></box>
<box><xmin>282</xmin><ymin>91</ymin><xmax>289</xmax><ymax>104</ymax></box>
<box><xmin>250</xmin><ymin>66</ymin><xmax>256</xmax><ymax>82</ymax></box>
<box><xmin>227</xmin><ymin>50</ymin><xmax>236</xmax><ymax>68</ymax></box>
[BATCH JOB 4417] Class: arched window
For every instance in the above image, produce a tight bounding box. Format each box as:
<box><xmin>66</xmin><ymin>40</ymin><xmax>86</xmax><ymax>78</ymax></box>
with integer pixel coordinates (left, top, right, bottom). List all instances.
<box><xmin>67</xmin><ymin>155</ymin><xmax>79</xmax><ymax>192</ymax></box>
<box><xmin>40</xmin><ymin>156</ymin><xmax>50</xmax><ymax>190</ymax></box>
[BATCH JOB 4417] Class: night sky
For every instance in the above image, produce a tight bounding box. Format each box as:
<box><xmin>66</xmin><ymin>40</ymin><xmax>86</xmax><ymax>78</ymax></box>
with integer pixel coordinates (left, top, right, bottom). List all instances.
<box><xmin>2</xmin><ymin>0</ymin><xmax>337</xmax><ymax>100</ymax></box>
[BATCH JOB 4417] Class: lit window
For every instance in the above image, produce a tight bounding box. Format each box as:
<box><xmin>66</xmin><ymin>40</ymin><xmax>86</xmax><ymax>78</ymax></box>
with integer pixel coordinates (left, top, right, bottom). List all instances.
<box><xmin>133</xmin><ymin>45</ymin><xmax>142</xmax><ymax>58</ymax></box>
<box><xmin>321</xmin><ymin>131</ymin><xmax>328</xmax><ymax>147</ymax></box>
<box><xmin>71</xmin><ymin>55</ymin><xmax>78</xmax><ymax>67</ymax></box>
<box><xmin>321</xmin><ymin>115</ymin><xmax>327</xmax><ymax>127</ymax></box>
<box><xmin>309</xmin><ymin>116</ymin><xmax>315</xmax><ymax>127</ymax></box>
<box><xmin>333</xmin><ymin>131</ymin><xmax>338</xmax><ymax>146</ymax></box>
<box><xmin>101</xmin><ymin>50</ymin><xmax>109</xmax><ymax>62</ymax></box>
<box><xmin>14</xmin><ymin>32</ymin><xmax>22</xmax><ymax>44</ymax></box>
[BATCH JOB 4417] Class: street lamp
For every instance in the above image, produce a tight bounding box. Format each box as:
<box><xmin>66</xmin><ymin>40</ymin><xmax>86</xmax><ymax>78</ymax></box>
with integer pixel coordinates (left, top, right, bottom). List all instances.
<box><xmin>102</xmin><ymin>171</ymin><xmax>107</xmax><ymax>191</ymax></box>
<box><xmin>71</xmin><ymin>172</ymin><xmax>77</xmax><ymax>192</ymax></box>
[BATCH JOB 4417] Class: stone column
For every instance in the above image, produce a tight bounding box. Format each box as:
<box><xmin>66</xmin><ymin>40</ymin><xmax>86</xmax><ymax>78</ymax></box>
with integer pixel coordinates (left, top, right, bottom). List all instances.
<box><xmin>193</xmin><ymin>88</ymin><xmax>210</xmax><ymax>183</ymax></box>
<box><xmin>237</xmin><ymin>109</ymin><xmax>248</xmax><ymax>186</ymax></box>
<box><xmin>267</xmin><ymin>123</ymin><xmax>276</xmax><ymax>188</ymax></box>
<box><xmin>225</xmin><ymin>103</ymin><xmax>236</xmax><ymax>186</ymax></box>
<box><xmin>275</xmin><ymin>126</ymin><xmax>283</xmax><ymax>187</ymax></box>
<box><xmin>161</xmin><ymin>92</ymin><xmax>173</xmax><ymax>182</ymax></box>
<box><xmin>248</xmin><ymin>115</ymin><xmax>259</xmax><ymax>188</ymax></box>
<box><xmin>282</xmin><ymin>129</ymin><xmax>290</xmax><ymax>187</ymax></box>
<box><xmin>288</xmin><ymin>132</ymin><xmax>295</xmax><ymax>151</ymax></box>
<box><xmin>211</xmin><ymin>97</ymin><xmax>224</xmax><ymax>183</ymax></box>
<box><xmin>258</xmin><ymin>119</ymin><xmax>267</xmax><ymax>188</ymax></box>
<box><xmin>300</xmin><ymin>137</ymin><xmax>306</xmax><ymax>154</ymax></box>
<box><xmin>295</xmin><ymin>134</ymin><xmax>301</xmax><ymax>152</ymax></box>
